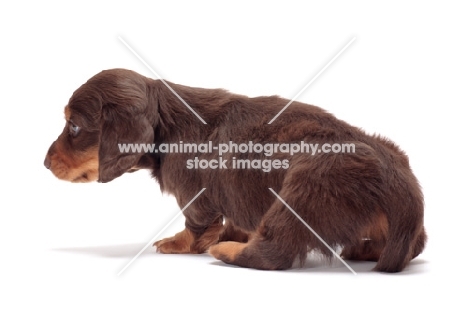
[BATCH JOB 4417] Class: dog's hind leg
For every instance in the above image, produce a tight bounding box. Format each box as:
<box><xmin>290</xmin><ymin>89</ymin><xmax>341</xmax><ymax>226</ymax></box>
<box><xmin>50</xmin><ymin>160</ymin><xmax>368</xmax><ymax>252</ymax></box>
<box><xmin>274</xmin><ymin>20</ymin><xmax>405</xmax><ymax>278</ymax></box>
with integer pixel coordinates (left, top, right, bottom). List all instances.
<box><xmin>208</xmin><ymin>206</ymin><xmax>303</xmax><ymax>270</ymax></box>
<box><xmin>210</xmin><ymin>142</ymin><xmax>427</xmax><ymax>272</ymax></box>
<box><xmin>210</xmin><ymin>143</ymin><xmax>390</xmax><ymax>270</ymax></box>
<box><xmin>209</xmin><ymin>188</ymin><xmax>317</xmax><ymax>270</ymax></box>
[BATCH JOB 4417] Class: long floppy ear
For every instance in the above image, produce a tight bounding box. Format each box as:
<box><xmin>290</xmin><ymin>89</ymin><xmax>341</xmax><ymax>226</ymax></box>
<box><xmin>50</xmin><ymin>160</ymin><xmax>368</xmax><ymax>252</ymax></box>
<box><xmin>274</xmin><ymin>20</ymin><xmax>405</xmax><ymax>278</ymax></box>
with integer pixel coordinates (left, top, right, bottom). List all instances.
<box><xmin>98</xmin><ymin>104</ymin><xmax>154</xmax><ymax>183</ymax></box>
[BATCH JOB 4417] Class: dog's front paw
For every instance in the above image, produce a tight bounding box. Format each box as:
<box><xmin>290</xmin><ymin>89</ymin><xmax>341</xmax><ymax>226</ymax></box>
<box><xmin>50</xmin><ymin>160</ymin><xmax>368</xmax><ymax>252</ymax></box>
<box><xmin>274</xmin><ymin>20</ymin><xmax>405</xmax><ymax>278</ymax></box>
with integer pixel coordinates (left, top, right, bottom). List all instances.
<box><xmin>153</xmin><ymin>236</ymin><xmax>190</xmax><ymax>254</ymax></box>
<box><xmin>153</xmin><ymin>237</ymin><xmax>179</xmax><ymax>254</ymax></box>
<box><xmin>153</xmin><ymin>229</ymin><xmax>195</xmax><ymax>254</ymax></box>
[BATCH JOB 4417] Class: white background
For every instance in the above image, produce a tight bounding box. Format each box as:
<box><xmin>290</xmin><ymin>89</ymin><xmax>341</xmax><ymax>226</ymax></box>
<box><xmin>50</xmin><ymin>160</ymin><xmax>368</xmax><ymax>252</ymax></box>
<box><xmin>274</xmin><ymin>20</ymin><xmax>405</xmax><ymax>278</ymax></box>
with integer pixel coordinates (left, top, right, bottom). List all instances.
<box><xmin>1</xmin><ymin>1</ymin><xmax>467</xmax><ymax>310</ymax></box>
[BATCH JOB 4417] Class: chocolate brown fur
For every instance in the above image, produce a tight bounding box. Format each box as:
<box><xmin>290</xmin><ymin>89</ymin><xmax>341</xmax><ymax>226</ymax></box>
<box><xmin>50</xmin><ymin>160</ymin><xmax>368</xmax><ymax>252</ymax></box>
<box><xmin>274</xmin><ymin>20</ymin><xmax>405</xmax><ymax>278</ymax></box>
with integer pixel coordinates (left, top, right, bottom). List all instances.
<box><xmin>44</xmin><ymin>69</ymin><xmax>426</xmax><ymax>272</ymax></box>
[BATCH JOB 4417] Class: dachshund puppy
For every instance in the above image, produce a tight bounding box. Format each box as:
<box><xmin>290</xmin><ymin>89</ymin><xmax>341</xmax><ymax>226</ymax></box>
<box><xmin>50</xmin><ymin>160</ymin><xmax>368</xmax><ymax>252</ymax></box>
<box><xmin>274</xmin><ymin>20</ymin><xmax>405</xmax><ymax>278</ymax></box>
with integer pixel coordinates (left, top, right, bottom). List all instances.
<box><xmin>44</xmin><ymin>69</ymin><xmax>426</xmax><ymax>272</ymax></box>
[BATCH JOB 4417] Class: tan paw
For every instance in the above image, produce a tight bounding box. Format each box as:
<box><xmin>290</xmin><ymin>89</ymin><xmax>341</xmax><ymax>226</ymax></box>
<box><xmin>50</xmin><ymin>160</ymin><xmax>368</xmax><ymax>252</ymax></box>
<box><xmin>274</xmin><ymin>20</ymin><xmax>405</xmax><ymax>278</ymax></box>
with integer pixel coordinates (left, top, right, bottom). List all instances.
<box><xmin>209</xmin><ymin>241</ymin><xmax>247</xmax><ymax>262</ymax></box>
<box><xmin>153</xmin><ymin>230</ymin><xmax>194</xmax><ymax>254</ymax></box>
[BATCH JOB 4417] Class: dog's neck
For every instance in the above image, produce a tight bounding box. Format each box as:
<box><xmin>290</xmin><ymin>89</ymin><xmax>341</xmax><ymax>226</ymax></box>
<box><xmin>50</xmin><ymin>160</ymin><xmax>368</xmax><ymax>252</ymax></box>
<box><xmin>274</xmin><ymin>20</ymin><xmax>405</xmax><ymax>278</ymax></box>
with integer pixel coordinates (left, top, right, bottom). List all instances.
<box><xmin>148</xmin><ymin>79</ymin><xmax>228</xmax><ymax>143</ymax></box>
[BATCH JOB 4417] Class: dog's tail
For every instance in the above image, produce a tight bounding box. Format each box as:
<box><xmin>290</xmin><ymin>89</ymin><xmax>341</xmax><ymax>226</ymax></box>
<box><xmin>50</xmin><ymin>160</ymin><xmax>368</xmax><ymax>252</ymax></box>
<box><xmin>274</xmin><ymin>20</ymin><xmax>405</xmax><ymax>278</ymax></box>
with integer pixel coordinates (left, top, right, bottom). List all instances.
<box><xmin>411</xmin><ymin>227</ymin><xmax>427</xmax><ymax>259</ymax></box>
<box><xmin>374</xmin><ymin>169</ymin><xmax>426</xmax><ymax>273</ymax></box>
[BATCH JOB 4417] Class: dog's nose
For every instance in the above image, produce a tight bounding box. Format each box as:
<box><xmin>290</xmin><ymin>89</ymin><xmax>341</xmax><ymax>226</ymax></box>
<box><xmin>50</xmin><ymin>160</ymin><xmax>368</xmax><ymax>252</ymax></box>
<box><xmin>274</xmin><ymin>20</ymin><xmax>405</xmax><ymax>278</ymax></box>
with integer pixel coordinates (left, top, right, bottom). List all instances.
<box><xmin>44</xmin><ymin>155</ymin><xmax>51</xmax><ymax>169</ymax></box>
<box><xmin>44</xmin><ymin>141</ymin><xmax>56</xmax><ymax>170</ymax></box>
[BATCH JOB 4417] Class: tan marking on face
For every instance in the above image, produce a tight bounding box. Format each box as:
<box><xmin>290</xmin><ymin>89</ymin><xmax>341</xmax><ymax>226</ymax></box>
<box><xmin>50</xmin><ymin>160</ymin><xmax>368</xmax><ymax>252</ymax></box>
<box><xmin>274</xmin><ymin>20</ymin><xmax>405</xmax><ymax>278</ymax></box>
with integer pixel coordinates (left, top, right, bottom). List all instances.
<box><xmin>48</xmin><ymin>142</ymin><xmax>99</xmax><ymax>183</ymax></box>
<box><xmin>64</xmin><ymin>105</ymin><xmax>71</xmax><ymax>121</ymax></box>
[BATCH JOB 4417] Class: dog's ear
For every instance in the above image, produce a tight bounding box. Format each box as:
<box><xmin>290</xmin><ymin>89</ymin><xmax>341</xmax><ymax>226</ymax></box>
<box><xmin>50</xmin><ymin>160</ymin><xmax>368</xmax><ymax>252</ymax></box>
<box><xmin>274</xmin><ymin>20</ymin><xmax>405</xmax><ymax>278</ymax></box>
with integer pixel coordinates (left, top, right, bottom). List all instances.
<box><xmin>98</xmin><ymin>103</ymin><xmax>154</xmax><ymax>183</ymax></box>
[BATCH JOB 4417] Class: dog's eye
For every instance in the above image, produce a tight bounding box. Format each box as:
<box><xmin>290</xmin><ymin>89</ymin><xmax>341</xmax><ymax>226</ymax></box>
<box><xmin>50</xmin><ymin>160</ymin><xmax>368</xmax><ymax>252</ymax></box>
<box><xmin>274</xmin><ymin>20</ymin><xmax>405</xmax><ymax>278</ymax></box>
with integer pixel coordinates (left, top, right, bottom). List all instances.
<box><xmin>69</xmin><ymin>123</ymin><xmax>81</xmax><ymax>137</ymax></box>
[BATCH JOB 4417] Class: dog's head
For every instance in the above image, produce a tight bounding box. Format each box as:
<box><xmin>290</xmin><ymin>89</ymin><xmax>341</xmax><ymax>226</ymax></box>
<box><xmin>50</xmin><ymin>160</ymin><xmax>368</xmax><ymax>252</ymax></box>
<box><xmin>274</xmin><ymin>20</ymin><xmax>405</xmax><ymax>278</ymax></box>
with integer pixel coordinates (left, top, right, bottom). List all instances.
<box><xmin>44</xmin><ymin>69</ymin><xmax>156</xmax><ymax>183</ymax></box>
